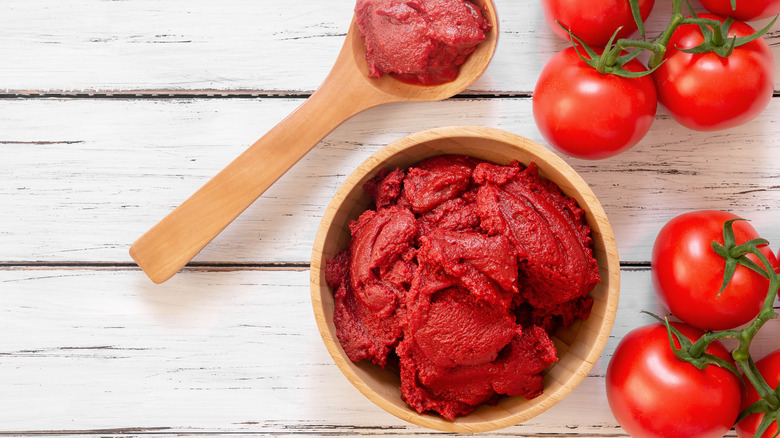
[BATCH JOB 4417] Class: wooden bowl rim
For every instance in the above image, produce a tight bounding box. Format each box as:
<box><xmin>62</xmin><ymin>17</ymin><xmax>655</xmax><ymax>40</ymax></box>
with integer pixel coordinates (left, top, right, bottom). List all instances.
<box><xmin>310</xmin><ymin>126</ymin><xmax>620</xmax><ymax>433</ymax></box>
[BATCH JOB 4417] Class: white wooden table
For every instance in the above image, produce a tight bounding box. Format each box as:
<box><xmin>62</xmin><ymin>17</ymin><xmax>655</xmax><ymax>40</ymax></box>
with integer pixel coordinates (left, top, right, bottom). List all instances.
<box><xmin>2</xmin><ymin>1</ymin><xmax>779</xmax><ymax>436</ymax></box>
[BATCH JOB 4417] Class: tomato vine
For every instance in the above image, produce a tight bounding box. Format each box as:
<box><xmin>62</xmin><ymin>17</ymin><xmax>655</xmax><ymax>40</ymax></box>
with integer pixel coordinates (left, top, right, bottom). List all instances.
<box><xmin>542</xmin><ymin>0</ymin><xmax>777</xmax><ymax>157</ymax></box>
<box><xmin>651</xmin><ymin>219</ymin><xmax>780</xmax><ymax>437</ymax></box>
<box><xmin>566</xmin><ymin>0</ymin><xmax>778</xmax><ymax>77</ymax></box>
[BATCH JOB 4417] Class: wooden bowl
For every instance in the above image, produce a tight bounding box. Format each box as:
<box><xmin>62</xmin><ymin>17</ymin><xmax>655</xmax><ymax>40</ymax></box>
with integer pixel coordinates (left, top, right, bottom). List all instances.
<box><xmin>310</xmin><ymin>126</ymin><xmax>620</xmax><ymax>433</ymax></box>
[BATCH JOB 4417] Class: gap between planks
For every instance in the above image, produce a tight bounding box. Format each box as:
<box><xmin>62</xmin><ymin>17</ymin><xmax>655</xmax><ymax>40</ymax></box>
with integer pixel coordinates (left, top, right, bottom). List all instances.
<box><xmin>0</xmin><ymin>261</ymin><xmax>651</xmax><ymax>271</ymax></box>
<box><xmin>0</xmin><ymin>90</ymin><xmax>534</xmax><ymax>99</ymax></box>
<box><xmin>0</xmin><ymin>427</ymin><xmax>639</xmax><ymax>438</ymax></box>
<box><xmin>0</xmin><ymin>261</ymin><xmax>310</xmax><ymax>272</ymax></box>
<box><xmin>0</xmin><ymin>90</ymin><xmax>779</xmax><ymax>99</ymax></box>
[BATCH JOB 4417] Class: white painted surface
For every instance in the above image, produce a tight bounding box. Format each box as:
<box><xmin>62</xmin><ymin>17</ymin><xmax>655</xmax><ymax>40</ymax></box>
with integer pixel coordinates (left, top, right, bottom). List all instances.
<box><xmin>3</xmin><ymin>98</ymin><xmax>779</xmax><ymax>263</ymax></box>
<box><xmin>2</xmin><ymin>268</ymin><xmax>774</xmax><ymax>435</ymax></box>
<box><xmin>1</xmin><ymin>0</ymin><xmax>779</xmax><ymax>436</ymax></box>
<box><xmin>1</xmin><ymin>0</ymin><xmax>778</xmax><ymax>93</ymax></box>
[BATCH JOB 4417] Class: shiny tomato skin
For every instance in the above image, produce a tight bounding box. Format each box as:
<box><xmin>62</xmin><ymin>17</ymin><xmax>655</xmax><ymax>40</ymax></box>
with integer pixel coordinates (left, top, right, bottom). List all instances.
<box><xmin>652</xmin><ymin>14</ymin><xmax>774</xmax><ymax>131</ymax></box>
<box><xmin>652</xmin><ymin>210</ymin><xmax>778</xmax><ymax>331</ymax></box>
<box><xmin>533</xmin><ymin>46</ymin><xmax>657</xmax><ymax>160</ymax></box>
<box><xmin>541</xmin><ymin>0</ymin><xmax>656</xmax><ymax>46</ymax></box>
<box><xmin>606</xmin><ymin>322</ymin><xmax>742</xmax><ymax>438</ymax></box>
<box><xmin>699</xmin><ymin>0</ymin><xmax>780</xmax><ymax>21</ymax></box>
<box><xmin>736</xmin><ymin>349</ymin><xmax>780</xmax><ymax>437</ymax></box>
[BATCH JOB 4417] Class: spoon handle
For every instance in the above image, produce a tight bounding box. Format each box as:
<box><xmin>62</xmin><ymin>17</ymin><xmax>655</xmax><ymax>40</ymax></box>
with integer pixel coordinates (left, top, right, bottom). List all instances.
<box><xmin>130</xmin><ymin>61</ymin><xmax>385</xmax><ymax>283</ymax></box>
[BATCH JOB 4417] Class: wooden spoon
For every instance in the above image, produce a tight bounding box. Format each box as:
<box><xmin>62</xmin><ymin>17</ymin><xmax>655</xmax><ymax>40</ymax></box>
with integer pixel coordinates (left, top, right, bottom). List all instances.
<box><xmin>129</xmin><ymin>1</ymin><xmax>499</xmax><ymax>284</ymax></box>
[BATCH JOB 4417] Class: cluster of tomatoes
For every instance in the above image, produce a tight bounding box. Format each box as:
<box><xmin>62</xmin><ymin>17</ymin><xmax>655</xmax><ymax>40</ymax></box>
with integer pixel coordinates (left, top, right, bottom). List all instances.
<box><xmin>606</xmin><ymin>210</ymin><xmax>780</xmax><ymax>437</ymax></box>
<box><xmin>534</xmin><ymin>2</ymin><xmax>780</xmax><ymax>436</ymax></box>
<box><xmin>533</xmin><ymin>0</ymin><xmax>778</xmax><ymax>159</ymax></box>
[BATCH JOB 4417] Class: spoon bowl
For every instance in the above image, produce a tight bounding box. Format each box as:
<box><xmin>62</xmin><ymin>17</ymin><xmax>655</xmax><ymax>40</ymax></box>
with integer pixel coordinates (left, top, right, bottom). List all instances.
<box><xmin>129</xmin><ymin>0</ymin><xmax>498</xmax><ymax>283</ymax></box>
<box><xmin>347</xmin><ymin>0</ymin><xmax>499</xmax><ymax>102</ymax></box>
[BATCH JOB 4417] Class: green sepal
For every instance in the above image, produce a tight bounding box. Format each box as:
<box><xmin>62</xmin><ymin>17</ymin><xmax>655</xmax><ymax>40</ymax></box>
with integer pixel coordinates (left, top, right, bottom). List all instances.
<box><xmin>754</xmin><ymin>409</ymin><xmax>780</xmax><ymax>438</ymax></box>
<box><xmin>736</xmin><ymin>397</ymin><xmax>779</xmax><ymax>438</ymax></box>
<box><xmin>560</xmin><ymin>23</ymin><xmax>659</xmax><ymax>78</ymax></box>
<box><xmin>737</xmin><ymin>399</ymin><xmax>773</xmax><ymax>423</ymax></box>
<box><xmin>677</xmin><ymin>13</ymin><xmax>778</xmax><ymax>58</ymax></box>
<box><xmin>733</xmin><ymin>238</ymin><xmax>773</xmax><ymax>279</ymax></box>
<box><xmin>628</xmin><ymin>0</ymin><xmax>646</xmax><ymax>40</ymax></box>
<box><xmin>758</xmin><ymin>378</ymin><xmax>780</xmax><ymax>438</ymax></box>
<box><xmin>712</xmin><ymin>240</ymin><xmax>738</xmax><ymax>297</ymax></box>
<box><xmin>642</xmin><ymin>311</ymin><xmax>741</xmax><ymax>376</ymax></box>
<box><xmin>712</xmin><ymin>218</ymin><xmax>773</xmax><ymax>296</ymax></box>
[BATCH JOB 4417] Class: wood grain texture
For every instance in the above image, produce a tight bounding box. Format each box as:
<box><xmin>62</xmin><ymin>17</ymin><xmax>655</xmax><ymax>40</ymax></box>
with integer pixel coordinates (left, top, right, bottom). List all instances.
<box><xmin>128</xmin><ymin>8</ymin><xmax>499</xmax><ymax>283</ymax></box>
<box><xmin>1</xmin><ymin>0</ymin><xmax>778</xmax><ymax>94</ymax></box>
<box><xmin>2</xmin><ymin>98</ymin><xmax>779</xmax><ymax>264</ymax></box>
<box><xmin>3</xmin><ymin>0</ymin><xmax>779</xmax><ymax>435</ymax></box>
<box><xmin>1</xmin><ymin>268</ymin><xmax>771</xmax><ymax>435</ymax></box>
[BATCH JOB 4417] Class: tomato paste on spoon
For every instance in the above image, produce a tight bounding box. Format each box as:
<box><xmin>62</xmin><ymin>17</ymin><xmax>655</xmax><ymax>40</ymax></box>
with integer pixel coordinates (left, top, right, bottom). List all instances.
<box><xmin>355</xmin><ymin>0</ymin><xmax>492</xmax><ymax>84</ymax></box>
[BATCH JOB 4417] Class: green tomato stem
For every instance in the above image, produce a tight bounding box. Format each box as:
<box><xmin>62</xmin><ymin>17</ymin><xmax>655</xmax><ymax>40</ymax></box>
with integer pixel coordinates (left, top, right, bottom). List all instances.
<box><xmin>672</xmin><ymin>0</ymin><xmax>683</xmax><ymax>16</ymax></box>
<box><xmin>647</xmin><ymin>12</ymin><xmax>684</xmax><ymax>69</ymax></box>
<box><xmin>681</xmin><ymin>17</ymin><xmax>728</xmax><ymax>46</ymax></box>
<box><xmin>683</xmin><ymin>245</ymin><xmax>777</xmax><ymax>359</ymax></box>
<box><xmin>616</xmin><ymin>39</ymin><xmax>658</xmax><ymax>53</ymax></box>
<box><xmin>689</xmin><ymin>329</ymin><xmax>741</xmax><ymax>358</ymax></box>
<box><xmin>673</xmin><ymin>219</ymin><xmax>780</xmax><ymax>423</ymax></box>
<box><xmin>731</xmin><ymin>266</ymin><xmax>779</xmax><ymax>361</ymax></box>
<box><xmin>739</xmin><ymin>356</ymin><xmax>780</xmax><ymax>411</ymax></box>
<box><xmin>727</xmin><ymin>243</ymin><xmax>780</xmax><ymax>414</ymax></box>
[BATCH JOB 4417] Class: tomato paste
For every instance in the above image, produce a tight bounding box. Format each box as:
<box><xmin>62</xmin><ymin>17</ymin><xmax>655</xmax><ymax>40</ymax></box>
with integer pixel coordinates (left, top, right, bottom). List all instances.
<box><xmin>325</xmin><ymin>155</ymin><xmax>600</xmax><ymax>419</ymax></box>
<box><xmin>354</xmin><ymin>0</ymin><xmax>491</xmax><ymax>84</ymax></box>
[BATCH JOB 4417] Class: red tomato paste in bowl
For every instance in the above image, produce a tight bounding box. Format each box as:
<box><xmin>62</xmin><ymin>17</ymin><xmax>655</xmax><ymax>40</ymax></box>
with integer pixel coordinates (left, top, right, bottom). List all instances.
<box><xmin>325</xmin><ymin>155</ymin><xmax>600</xmax><ymax>419</ymax></box>
<box><xmin>355</xmin><ymin>0</ymin><xmax>492</xmax><ymax>84</ymax></box>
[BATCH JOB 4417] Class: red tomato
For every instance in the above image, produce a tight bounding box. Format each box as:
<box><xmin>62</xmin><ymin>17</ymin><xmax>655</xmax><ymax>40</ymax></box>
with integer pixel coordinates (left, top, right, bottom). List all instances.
<box><xmin>652</xmin><ymin>210</ymin><xmax>778</xmax><ymax>330</ymax></box>
<box><xmin>652</xmin><ymin>14</ymin><xmax>775</xmax><ymax>131</ymax></box>
<box><xmin>541</xmin><ymin>0</ymin><xmax>656</xmax><ymax>47</ymax></box>
<box><xmin>699</xmin><ymin>0</ymin><xmax>780</xmax><ymax>21</ymax></box>
<box><xmin>533</xmin><ymin>47</ymin><xmax>657</xmax><ymax>160</ymax></box>
<box><xmin>736</xmin><ymin>349</ymin><xmax>780</xmax><ymax>437</ymax></box>
<box><xmin>606</xmin><ymin>322</ymin><xmax>742</xmax><ymax>438</ymax></box>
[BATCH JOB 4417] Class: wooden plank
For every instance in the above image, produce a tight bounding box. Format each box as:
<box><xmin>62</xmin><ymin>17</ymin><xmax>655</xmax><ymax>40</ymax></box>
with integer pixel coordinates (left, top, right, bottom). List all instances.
<box><xmin>1</xmin><ymin>267</ymin><xmax>767</xmax><ymax>435</ymax></box>
<box><xmin>1</xmin><ymin>0</ymin><xmax>778</xmax><ymax>94</ymax></box>
<box><xmin>2</xmin><ymin>98</ymin><xmax>779</xmax><ymax>264</ymax></box>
